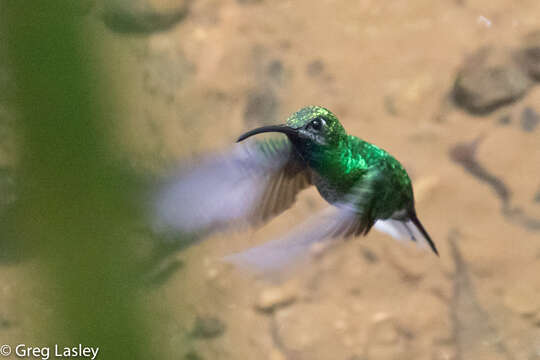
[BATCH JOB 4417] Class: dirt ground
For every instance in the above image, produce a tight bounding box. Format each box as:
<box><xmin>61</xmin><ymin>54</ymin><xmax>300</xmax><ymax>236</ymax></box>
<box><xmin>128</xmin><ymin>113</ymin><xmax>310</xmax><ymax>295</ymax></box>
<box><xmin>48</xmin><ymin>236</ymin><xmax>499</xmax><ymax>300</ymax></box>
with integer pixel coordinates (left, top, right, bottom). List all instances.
<box><xmin>2</xmin><ymin>0</ymin><xmax>540</xmax><ymax>359</ymax></box>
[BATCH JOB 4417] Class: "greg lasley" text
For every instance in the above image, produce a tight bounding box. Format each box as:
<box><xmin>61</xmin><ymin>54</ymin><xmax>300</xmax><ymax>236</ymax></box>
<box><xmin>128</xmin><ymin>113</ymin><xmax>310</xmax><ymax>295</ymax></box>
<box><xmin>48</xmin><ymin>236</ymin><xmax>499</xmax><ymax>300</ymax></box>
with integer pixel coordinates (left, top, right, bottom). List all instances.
<box><xmin>15</xmin><ymin>344</ymin><xmax>99</xmax><ymax>360</ymax></box>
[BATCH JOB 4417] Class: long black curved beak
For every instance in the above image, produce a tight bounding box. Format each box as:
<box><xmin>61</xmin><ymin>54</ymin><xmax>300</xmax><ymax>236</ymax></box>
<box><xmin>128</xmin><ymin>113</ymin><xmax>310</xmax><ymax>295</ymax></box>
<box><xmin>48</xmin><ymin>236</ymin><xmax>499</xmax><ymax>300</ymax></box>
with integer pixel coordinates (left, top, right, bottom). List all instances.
<box><xmin>236</xmin><ymin>124</ymin><xmax>299</xmax><ymax>142</ymax></box>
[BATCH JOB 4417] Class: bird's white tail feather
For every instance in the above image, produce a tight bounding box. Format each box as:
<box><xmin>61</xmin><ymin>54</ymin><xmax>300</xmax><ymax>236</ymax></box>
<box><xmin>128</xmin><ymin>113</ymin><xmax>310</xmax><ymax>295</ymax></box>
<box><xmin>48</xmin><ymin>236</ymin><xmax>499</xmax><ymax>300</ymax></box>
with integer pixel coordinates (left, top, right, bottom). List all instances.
<box><xmin>373</xmin><ymin>219</ymin><xmax>432</xmax><ymax>251</ymax></box>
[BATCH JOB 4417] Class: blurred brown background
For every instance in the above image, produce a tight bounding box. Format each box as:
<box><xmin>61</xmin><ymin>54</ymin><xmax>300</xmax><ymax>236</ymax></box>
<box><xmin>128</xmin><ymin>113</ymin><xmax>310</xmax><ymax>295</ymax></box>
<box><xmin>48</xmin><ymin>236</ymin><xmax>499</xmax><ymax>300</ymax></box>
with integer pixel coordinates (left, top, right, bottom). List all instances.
<box><xmin>1</xmin><ymin>0</ymin><xmax>540</xmax><ymax>359</ymax></box>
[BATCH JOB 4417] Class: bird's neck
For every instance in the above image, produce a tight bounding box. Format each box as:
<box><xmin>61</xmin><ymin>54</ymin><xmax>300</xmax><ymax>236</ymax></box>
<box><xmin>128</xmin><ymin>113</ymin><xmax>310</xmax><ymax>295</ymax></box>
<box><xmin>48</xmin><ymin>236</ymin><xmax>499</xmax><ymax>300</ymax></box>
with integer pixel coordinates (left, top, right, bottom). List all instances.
<box><xmin>302</xmin><ymin>138</ymin><xmax>360</xmax><ymax>189</ymax></box>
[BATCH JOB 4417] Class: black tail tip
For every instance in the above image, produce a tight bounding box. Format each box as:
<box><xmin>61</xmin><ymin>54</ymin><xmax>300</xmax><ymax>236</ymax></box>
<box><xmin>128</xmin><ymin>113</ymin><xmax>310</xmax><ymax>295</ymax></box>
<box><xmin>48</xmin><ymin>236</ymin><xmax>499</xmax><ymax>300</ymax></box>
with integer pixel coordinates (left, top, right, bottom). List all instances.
<box><xmin>430</xmin><ymin>242</ymin><xmax>440</xmax><ymax>257</ymax></box>
<box><xmin>409</xmin><ymin>210</ymin><xmax>439</xmax><ymax>257</ymax></box>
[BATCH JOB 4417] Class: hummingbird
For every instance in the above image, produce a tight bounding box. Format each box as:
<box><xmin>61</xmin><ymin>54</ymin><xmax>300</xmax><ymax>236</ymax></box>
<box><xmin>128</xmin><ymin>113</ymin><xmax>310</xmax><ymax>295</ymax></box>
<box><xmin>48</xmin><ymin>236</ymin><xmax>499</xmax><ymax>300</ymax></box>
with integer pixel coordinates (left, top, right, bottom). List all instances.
<box><xmin>154</xmin><ymin>106</ymin><xmax>438</xmax><ymax>273</ymax></box>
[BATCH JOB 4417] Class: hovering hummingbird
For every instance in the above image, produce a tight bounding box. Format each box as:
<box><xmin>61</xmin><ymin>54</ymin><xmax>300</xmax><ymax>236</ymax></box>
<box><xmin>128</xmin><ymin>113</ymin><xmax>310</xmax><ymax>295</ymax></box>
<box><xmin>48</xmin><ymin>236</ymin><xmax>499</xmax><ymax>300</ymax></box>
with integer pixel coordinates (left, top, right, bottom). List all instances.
<box><xmin>154</xmin><ymin>106</ymin><xmax>438</xmax><ymax>273</ymax></box>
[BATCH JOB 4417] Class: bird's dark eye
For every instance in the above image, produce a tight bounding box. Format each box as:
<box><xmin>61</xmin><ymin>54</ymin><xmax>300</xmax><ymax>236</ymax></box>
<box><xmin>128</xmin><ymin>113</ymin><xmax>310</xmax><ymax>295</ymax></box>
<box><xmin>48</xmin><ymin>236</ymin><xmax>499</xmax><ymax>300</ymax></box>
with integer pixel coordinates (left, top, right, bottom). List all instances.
<box><xmin>309</xmin><ymin>117</ymin><xmax>324</xmax><ymax>131</ymax></box>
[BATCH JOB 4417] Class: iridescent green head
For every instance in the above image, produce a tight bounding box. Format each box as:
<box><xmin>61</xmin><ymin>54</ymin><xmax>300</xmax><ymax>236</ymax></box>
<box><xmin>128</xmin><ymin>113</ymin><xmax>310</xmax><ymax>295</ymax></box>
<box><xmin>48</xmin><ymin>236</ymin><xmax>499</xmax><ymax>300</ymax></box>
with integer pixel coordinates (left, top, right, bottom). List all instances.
<box><xmin>285</xmin><ymin>106</ymin><xmax>346</xmax><ymax>146</ymax></box>
<box><xmin>237</xmin><ymin>106</ymin><xmax>347</xmax><ymax>146</ymax></box>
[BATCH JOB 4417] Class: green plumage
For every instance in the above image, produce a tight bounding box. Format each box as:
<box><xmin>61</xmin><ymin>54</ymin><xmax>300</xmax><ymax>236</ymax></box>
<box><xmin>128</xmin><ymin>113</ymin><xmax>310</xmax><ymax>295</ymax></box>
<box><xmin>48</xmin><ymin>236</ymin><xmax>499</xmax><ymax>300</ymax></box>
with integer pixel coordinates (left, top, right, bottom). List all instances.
<box><xmin>285</xmin><ymin>106</ymin><xmax>413</xmax><ymax>220</ymax></box>
<box><xmin>236</xmin><ymin>105</ymin><xmax>438</xmax><ymax>255</ymax></box>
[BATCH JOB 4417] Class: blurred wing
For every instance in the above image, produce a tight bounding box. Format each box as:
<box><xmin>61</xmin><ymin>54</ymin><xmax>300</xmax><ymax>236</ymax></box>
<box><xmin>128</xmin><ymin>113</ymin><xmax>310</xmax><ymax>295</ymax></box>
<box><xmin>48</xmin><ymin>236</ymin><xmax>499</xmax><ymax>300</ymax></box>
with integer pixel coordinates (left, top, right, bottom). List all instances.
<box><xmin>224</xmin><ymin>169</ymin><xmax>383</xmax><ymax>277</ymax></box>
<box><xmin>223</xmin><ymin>205</ymin><xmax>355</xmax><ymax>278</ymax></box>
<box><xmin>152</xmin><ymin>137</ymin><xmax>311</xmax><ymax>234</ymax></box>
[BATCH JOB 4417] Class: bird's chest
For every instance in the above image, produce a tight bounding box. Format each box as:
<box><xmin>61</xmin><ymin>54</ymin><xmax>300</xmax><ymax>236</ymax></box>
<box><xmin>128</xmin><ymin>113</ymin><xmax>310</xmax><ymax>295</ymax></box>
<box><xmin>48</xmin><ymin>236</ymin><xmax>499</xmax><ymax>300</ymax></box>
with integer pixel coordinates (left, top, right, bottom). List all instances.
<box><xmin>310</xmin><ymin>170</ymin><xmax>350</xmax><ymax>205</ymax></box>
<box><xmin>306</xmin><ymin>150</ymin><xmax>362</xmax><ymax>205</ymax></box>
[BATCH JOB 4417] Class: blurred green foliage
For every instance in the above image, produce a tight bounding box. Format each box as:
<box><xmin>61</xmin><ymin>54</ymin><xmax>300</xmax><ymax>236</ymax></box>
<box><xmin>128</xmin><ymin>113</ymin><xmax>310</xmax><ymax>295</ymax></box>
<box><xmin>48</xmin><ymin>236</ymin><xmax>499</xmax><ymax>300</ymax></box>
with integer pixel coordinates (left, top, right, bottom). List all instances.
<box><xmin>2</xmin><ymin>1</ymin><xmax>162</xmax><ymax>358</ymax></box>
